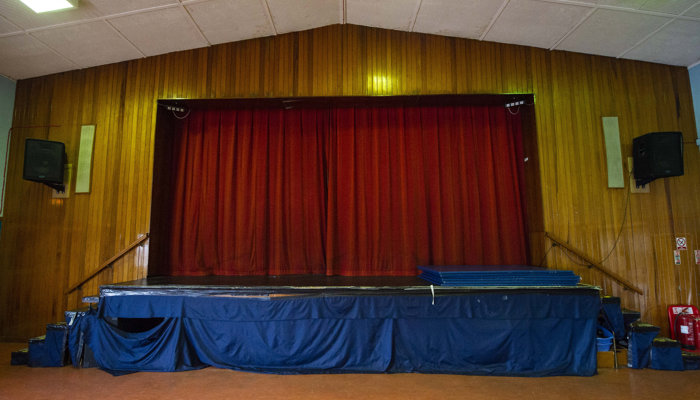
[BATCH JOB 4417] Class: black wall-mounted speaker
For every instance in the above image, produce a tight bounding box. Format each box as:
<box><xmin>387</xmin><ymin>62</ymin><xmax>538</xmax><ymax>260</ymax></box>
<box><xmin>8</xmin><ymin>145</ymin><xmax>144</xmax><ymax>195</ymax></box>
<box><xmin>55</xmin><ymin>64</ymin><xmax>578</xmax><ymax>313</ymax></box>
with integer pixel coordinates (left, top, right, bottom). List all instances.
<box><xmin>23</xmin><ymin>139</ymin><xmax>66</xmax><ymax>186</ymax></box>
<box><xmin>633</xmin><ymin>131</ymin><xmax>683</xmax><ymax>187</ymax></box>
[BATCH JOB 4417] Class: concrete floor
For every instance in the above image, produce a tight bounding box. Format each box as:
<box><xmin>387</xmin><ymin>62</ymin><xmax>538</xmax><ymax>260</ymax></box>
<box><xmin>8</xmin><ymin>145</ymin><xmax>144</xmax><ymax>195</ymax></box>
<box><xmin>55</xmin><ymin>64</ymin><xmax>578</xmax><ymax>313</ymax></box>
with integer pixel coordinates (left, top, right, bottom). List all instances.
<box><xmin>2</xmin><ymin>342</ymin><xmax>700</xmax><ymax>400</ymax></box>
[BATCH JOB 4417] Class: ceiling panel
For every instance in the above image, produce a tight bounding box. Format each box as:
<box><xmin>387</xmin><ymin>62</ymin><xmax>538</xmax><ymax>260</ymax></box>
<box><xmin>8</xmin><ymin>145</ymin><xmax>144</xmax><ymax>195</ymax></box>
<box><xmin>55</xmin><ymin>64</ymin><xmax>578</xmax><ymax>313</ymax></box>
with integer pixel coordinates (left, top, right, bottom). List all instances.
<box><xmin>90</xmin><ymin>0</ymin><xmax>179</xmax><ymax>15</ymax></box>
<box><xmin>0</xmin><ymin>0</ymin><xmax>698</xmax><ymax>80</ymax></box>
<box><xmin>0</xmin><ymin>14</ymin><xmax>21</xmax><ymax>35</ymax></box>
<box><xmin>108</xmin><ymin>7</ymin><xmax>209</xmax><ymax>57</ymax></box>
<box><xmin>556</xmin><ymin>8</ymin><xmax>670</xmax><ymax>57</ymax></box>
<box><xmin>186</xmin><ymin>0</ymin><xmax>274</xmax><ymax>45</ymax></box>
<box><xmin>601</xmin><ymin>0</ymin><xmax>649</xmax><ymax>8</ymax></box>
<box><xmin>347</xmin><ymin>0</ymin><xmax>419</xmax><ymax>31</ymax></box>
<box><xmin>574</xmin><ymin>0</ymin><xmax>646</xmax><ymax>8</ymax></box>
<box><xmin>32</xmin><ymin>21</ymin><xmax>143</xmax><ymax>68</ymax></box>
<box><xmin>484</xmin><ymin>0</ymin><xmax>592</xmax><ymax>49</ymax></box>
<box><xmin>625</xmin><ymin>19</ymin><xmax>700</xmax><ymax>65</ymax></box>
<box><xmin>640</xmin><ymin>0</ymin><xmax>699</xmax><ymax>15</ymax></box>
<box><xmin>685</xmin><ymin>3</ymin><xmax>700</xmax><ymax>17</ymax></box>
<box><xmin>0</xmin><ymin>34</ymin><xmax>75</xmax><ymax>79</ymax></box>
<box><xmin>413</xmin><ymin>0</ymin><xmax>505</xmax><ymax>39</ymax></box>
<box><xmin>563</xmin><ymin>0</ymin><xmax>699</xmax><ymax>14</ymax></box>
<box><xmin>266</xmin><ymin>0</ymin><xmax>340</xmax><ymax>34</ymax></box>
<box><xmin>0</xmin><ymin>0</ymin><xmax>104</xmax><ymax>30</ymax></box>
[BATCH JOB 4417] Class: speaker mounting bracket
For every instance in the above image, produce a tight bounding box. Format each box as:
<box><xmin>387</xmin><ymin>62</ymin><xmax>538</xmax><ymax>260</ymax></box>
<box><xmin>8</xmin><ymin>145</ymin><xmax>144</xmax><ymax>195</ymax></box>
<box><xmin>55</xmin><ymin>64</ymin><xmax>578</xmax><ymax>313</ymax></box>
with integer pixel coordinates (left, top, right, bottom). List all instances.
<box><xmin>44</xmin><ymin>182</ymin><xmax>65</xmax><ymax>193</ymax></box>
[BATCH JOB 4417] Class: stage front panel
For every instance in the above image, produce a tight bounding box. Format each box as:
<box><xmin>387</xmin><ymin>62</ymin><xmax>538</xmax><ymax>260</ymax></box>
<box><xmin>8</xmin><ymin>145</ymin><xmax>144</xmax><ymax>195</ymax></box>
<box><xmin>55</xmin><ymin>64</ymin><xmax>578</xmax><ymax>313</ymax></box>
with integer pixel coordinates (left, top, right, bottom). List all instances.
<box><xmin>70</xmin><ymin>286</ymin><xmax>600</xmax><ymax>376</ymax></box>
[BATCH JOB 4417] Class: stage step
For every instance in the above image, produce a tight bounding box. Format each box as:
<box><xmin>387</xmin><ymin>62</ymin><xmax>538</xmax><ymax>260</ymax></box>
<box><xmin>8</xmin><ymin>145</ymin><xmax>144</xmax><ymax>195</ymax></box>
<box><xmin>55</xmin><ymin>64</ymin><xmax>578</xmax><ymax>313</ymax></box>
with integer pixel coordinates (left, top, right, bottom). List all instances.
<box><xmin>683</xmin><ymin>351</ymin><xmax>700</xmax><ymax>370</ymax></box>
<box><xmin>11</xmin><ymin>316</ymin><xmax>79</xmax><ymax>368</ymax></box>
<box><xmin>650</xmin><ymin>337</ymin><xmax>684</xmax><ymax>370</ymax></box>
<box><xmin>622</xmin><ymin>308</ymin><xmax>641</xmax><ymax>326</ymax></box>
<box><xmin>65</xmin><ymin>306</ymin><xmax>92</xmax><ymax>325</ymax></box>
<box><xmin>27</xmin><ymin>322</ymin><xmax>70</xmax><ymax>367</ymax></box>
<box><xmin>82</xmin><ymin>296</ymin><xmax>99</xmax><ymax>304</ymax></box>
<box><xmin>10</xmin><ymin>348</ymin><xmax>29</xmax><ymax>365</ymax></box>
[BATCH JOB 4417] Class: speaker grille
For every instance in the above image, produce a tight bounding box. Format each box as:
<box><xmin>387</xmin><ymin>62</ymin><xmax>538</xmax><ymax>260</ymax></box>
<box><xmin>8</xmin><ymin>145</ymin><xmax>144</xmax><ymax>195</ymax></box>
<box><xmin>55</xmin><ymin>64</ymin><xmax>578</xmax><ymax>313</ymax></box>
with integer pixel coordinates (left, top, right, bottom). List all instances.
<box><xmin>633</xmin><ymin>131</ymin><xmax>683</xmax><ymax>186</ymax></box>
<box><xmin>23</xmin><ymin>139</ymin><xmax>65</xmax><ymax>185</ymax></box>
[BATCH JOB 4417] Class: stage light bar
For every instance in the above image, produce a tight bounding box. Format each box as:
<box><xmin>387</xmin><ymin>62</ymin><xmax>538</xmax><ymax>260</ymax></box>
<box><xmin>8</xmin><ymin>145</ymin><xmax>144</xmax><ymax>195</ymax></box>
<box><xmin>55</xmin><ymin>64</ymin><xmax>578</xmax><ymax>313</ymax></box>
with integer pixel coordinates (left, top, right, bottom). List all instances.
<box><xmin>19</xmin><ymin>0</ymin><xmax>77</xmax><ymax>13</ymax></box>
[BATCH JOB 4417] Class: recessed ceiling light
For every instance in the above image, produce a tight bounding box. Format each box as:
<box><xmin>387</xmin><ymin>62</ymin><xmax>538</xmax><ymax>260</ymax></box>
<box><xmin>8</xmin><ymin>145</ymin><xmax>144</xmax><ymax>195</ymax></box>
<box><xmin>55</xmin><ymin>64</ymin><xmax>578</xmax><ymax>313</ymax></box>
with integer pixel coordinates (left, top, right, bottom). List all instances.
<box><xmin>19</xmin><ymin>0</ymin><xmax>78</xmax><ymax>13</ymax></box>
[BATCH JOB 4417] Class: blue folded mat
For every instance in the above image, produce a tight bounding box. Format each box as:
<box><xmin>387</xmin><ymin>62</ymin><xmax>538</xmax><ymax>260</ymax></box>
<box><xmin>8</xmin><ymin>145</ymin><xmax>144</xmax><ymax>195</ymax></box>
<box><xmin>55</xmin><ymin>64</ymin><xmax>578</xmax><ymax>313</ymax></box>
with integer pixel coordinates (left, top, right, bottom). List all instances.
<box><xmin>418</xmin><ymin>265</ymin><xmax>581</xmax><ymax>287</ymax></box>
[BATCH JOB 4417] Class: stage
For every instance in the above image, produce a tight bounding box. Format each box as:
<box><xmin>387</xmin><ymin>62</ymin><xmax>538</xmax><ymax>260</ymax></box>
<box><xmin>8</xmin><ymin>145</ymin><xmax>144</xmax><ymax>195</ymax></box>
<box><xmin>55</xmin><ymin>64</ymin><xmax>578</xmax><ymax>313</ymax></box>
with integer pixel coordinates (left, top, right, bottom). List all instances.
<box><xmin>69</xmin><ymin>276</ymin><xmax>601</xmax><ymax>376</ymax></box>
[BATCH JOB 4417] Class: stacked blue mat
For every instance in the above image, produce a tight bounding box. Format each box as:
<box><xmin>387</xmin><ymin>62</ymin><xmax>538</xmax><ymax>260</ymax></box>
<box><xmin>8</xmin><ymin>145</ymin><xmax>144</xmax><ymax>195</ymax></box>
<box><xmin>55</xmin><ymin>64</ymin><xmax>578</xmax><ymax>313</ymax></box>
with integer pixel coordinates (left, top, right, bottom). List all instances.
<box><xmin>418</xmin><ymin>265</ymin><xmax>581</xmax><ymax>287</ymax></box>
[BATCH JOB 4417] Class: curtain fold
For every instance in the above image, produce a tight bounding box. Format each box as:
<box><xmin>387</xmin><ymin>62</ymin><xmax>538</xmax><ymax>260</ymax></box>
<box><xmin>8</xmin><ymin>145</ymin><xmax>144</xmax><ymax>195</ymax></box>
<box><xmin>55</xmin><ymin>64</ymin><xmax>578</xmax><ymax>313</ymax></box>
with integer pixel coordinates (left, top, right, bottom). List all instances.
<box><xmin>167</xmin><ymin>108</ymin><xmax>329</xmax><ymax>275</ymax></box>
<box><xmin>162</xmin><ymin>104</ymin><xmax>527</xmax><ymax>276</ymax></box>
<box><xmin>326</xmin><ymin>105</ymin><xmax>527</xmax><ymax>275</ymax></box>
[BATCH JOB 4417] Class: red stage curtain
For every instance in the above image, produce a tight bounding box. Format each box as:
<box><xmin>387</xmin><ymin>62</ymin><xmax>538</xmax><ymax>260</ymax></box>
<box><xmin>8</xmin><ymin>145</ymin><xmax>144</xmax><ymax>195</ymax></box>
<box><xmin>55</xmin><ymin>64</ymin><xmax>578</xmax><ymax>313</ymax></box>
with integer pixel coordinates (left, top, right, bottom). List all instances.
<box><xmin>326</xmin><ymin>105</ymin><xmax>527</xmax><ymax>275</ymax></box>
<box><xmin>167</xmin><ymin>108</ymin><xmax>329</xmax><ymax>275</ymax></box>
<box><xmin>163</xmin><ymin>104</ymin><xmax>527</xmax><ymax>276</ymax></box>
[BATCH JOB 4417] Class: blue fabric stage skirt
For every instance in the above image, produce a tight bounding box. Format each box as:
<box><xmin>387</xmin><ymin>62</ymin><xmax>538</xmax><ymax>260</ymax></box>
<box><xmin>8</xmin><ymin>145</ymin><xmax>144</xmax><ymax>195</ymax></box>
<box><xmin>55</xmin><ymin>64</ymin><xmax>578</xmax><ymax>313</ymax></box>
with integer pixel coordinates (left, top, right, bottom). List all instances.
<box><xmin>69</xmin><ymin>290</ymin><xmax>599</xmax><ymax>376</ymax></box>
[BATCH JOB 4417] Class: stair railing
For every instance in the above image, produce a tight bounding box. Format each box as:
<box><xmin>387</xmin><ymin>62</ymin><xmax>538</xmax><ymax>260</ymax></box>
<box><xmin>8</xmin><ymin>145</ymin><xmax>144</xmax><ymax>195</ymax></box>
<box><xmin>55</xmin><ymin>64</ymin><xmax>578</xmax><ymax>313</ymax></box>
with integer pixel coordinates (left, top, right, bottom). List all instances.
<box><xmin>544</xmin><ymin>231</ymin><xmax>643</xmax><ymax>295</ymax></box>
<box><xmin>65</xmin><ymin>233</ymin><xmax>150</xmax><ymax>295</ymax></box>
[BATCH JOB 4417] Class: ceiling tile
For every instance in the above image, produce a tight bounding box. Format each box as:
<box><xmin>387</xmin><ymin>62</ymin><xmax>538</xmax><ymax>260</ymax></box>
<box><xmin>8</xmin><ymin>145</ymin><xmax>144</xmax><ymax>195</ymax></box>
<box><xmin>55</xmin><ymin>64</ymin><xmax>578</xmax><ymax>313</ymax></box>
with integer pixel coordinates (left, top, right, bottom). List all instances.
<box><xmin>563</xmin><ymin>0</ymin><xmax>698</xmax><ymax>14</ymax></box>
<box><xmin>484</xmin><ymin>0</ymin><xmax>592</xmax><ymax>49</ymax></box>
<box><xmin>347</xmin><ymin>0</ymin><xmax>419</xmax><ymax>31</ymax></box>
<box><xmin>624</xmin><ymin>19</ymin><xmax>700</xmax><ymax>66</ymax></box>
<box><xmin>32</xmin><ymin>21</ymin><xmax>143</xmax><ymax>68</ymax></box>
<box><xmin>598</xmin><ymin>0</ymin><xmax>647</xmax><ymax>8</ymax></box>
<box><xmin>0</xmin><ymin>0</ymin><xmax>104</xmax><ymax>30</ymax></box>
<box><xmin>266</xmin><ymin>0</ymin><xmax>340</xmax><ymax>34</ymax></box>
<box><xmin>0</xmin><ymin>14</ymin><xmax>21</xmax><ymax>35</ymax></box>
<box><xmin>90</xmin><ymin>0</ymin><xmax>179</xmax><ymax>15</ymax></box>
<box><xmin>108</xmin><ymin>7</ymin><xmax>209</xmax><ymax>57</ymax></box>
<box><xmin>556</xmin><ymin>8</ymin><xmax>671</xmax><ymax>57</ymax></box>
<box><xmin>0</xmin><ymin>34</ymin><xmax>75</xmax><ymax>79</ymax></box>
<box><xmin>685</xmin><ymin>3</ymin><xmax>700</xmax><ymax>17</ymax></box>
<box><xmin>558</xmin><ymin>0</ymin><xmax>645</xmax><ymax>9</ymax></box>
<box><xmin>186</xmin><ymin>0</ymin><xmax>274</xmax><ymax>45</ymax></box>
<box><xmin>640</xmin><ymin>0</ymin><xmax>698</xmax><ymax>15</ymax></box>
<box><xmin>413</xmin><ymin>0</ymin><xmax>506</xmax><ymax>39</ymax></box>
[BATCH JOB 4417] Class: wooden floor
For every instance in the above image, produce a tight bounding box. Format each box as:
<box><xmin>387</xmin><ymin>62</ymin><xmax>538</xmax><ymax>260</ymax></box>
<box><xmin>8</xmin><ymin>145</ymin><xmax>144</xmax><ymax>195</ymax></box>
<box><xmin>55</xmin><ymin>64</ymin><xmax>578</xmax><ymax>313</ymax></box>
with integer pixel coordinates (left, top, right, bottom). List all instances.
<box><xmin>2</xmin><ymin>342</ymin><xmax>699</xmax><ymax>400</ymax></box>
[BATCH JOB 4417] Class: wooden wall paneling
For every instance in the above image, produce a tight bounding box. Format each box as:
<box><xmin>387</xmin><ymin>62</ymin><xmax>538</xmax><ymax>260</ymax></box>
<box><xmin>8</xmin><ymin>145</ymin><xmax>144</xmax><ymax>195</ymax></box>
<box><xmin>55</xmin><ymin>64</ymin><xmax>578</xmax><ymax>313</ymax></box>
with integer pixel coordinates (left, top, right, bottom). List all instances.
<box><xmin>81</xmin><ymin>69</ymin><xmax>105</xmax><ymax>286</ymax></box>
<box><xmin>134</xmin><ymin>60</ymin><xmax>154</xmax><ymax>283</ymax></box>
<box><xmin>67</xmin><ymin>71</ymin><xmax>94</xmax><ymax>296</ymax></box>
<box><xmin>528</xmin><ymin>49</ymin><xmax>556</xmax><ymax>272</ymax></box>
<box><xmin>49</xmin><ymin>74</ymin><xmax>77</xmax><ymax>321</ymax></box>
<box><xmin>128</xmin><ymin>60</ymin><xmax>145</xmax><ymax>262</ymax></box>
<box><xmin>226</xmin><ymin>42</ymin><xmax>238</xmax><ymax>97</ymax></box>
<box><xmin>228</xmin><ymin>41</ymin><xmax>242</xmax><ymax>96</ymax></box>
<box><xmin>365</xmin><ymin>27</ymin><xmax>377</xmax><ymax>95</ymax></box>
<box><xmin>312</xmin><ymin>27</ymin><xmax>331</xmax><ymax>96</ymax></box>
<box><xmin>520</xmin><ymin>104</ymin><xmax>545</xmax><ymax>268</ymax></box>
<box><xmin>262</xmin><ymin>35</ymin><xmax>275</xmax><ymax>95</ymax></box>
<box><xmin>331</xmin><ymin>25</ymin><xmax>344</xmax><ymax>95</ymax></box>
<box><xmin>344</xmin><ymin>26</ymin><xmax>358</xmax><ymax>96</ymax></box>
<box><xmin>116</xmin><ymin>63</ymin><xmax>135</xmax><ymax>286</ymax></box>
<box><xmin>103</xmin><ymin>65</ymin><xmax>126</xmax><ymax>280</ymax></box>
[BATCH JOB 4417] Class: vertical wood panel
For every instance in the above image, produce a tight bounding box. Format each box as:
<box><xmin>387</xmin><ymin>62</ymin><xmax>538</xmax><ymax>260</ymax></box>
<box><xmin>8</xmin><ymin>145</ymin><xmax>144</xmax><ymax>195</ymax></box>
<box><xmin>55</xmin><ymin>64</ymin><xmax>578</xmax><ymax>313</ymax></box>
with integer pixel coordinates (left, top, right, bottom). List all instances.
<box><xmin>0</xmin><ymin>25</ymin><xmax>697</xmax><ymax>339</ymax></box>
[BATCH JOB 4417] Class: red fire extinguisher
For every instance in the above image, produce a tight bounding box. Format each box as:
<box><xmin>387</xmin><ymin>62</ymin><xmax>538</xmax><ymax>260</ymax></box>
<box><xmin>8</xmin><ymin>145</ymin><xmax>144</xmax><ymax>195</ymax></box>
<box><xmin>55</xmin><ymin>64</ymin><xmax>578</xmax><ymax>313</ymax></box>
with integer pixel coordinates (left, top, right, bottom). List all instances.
<box><xmin>676</xmin><ymin>313</ymin><xmax>697</xmax><ymax>350</ymax></box>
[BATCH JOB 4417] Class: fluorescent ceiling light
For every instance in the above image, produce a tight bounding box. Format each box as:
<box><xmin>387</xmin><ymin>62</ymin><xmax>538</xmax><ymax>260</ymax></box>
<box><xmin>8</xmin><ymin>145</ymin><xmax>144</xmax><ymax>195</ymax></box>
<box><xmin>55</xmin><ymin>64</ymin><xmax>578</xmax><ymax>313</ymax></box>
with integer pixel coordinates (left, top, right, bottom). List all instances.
<box><xmin>19</xmin><ymin>0</ymin><xmax>77</xmax><ymax>13</ymax></box>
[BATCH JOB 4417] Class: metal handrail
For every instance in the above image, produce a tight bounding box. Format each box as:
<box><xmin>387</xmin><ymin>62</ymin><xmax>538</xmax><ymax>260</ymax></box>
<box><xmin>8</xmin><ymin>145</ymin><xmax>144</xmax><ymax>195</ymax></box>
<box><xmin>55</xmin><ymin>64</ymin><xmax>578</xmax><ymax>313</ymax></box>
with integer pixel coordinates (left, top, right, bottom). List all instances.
<box><xmin>544</xmin><ymin>231</ymin><xmax>643</xmax><ymax>295</ymax></box>
<box><xmin>65</xmin><ymin>233</ymin><xmax>149</xmax><ymax>295</ymax></box>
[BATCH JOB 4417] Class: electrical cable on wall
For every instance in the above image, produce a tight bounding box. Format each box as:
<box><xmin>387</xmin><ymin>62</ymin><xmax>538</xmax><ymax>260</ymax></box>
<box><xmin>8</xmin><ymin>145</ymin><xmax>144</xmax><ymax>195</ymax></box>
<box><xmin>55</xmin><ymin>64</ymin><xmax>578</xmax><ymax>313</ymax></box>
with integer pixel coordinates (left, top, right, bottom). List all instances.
<box><xmin>597</xmin><ymin>179</ymin><xmax>632</xmax><ymax>264</ymax></box>
<box><xmin>538</xmin><ymin>243</ymin><xmax>556</xmax><ymax>267</ymax></box>
<box><xmin>549</xmin><ymin>174</ymin><xmax>633</xmax><ymax>269</ymax></box>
